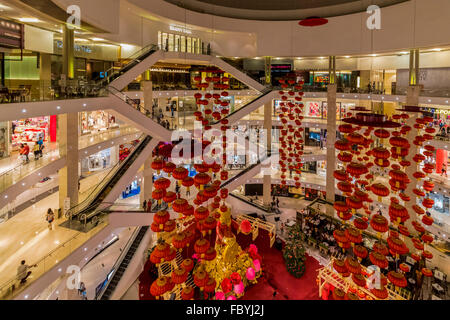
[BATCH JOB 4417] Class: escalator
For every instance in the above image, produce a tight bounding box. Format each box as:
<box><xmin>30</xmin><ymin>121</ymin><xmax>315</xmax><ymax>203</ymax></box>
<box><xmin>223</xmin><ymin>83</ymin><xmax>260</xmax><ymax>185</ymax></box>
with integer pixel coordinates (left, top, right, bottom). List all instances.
<box><xmin>211</xmin><ymin>88</ymin><xmax>276</xmax><ymax>126</ymax></box>
<box><xmin>97</xmin><ymin>226</ymin><xmax>149</xmax><ymax>300</ymax></box>
<box><xmin>65</xmin><ymin>134</ymin><xmax>153</xmax><ymax>225</ymax></box>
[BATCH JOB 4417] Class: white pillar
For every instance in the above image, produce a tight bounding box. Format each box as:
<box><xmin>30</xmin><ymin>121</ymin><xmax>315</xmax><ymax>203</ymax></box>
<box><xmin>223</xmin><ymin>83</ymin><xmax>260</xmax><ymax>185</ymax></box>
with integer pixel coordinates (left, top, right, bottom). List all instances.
<box><xmin>263</xmin><ymin>102</ymin><xmax>272</xmax><ymax>206</ymax></box>
<box><xmin>58</xmin><ymin>113</ymin><xmax>79</xmax><ymax>210</ymax></box>
<box><xmin>325</xmin><ymin>84</ymin><xmax>337</xmax><ymax>216</ymax></box>
<box><xmin>140</xmin><ymin>156</ymin><xmax>153</xmax><ymax>207</ymax></box>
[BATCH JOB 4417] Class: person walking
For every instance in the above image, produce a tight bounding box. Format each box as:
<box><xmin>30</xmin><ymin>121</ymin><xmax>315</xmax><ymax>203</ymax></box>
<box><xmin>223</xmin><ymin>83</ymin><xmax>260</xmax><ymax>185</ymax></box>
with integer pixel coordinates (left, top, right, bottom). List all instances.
<box><xmin>23</xmin><ymin>143</ymin><xmax>30</xmax><ymax>163</ymax></box>
<box><xmin>17</xmin><ymin>260</ymin><xmax>36</xmax><ymax>284</ymax></box>
<box><xmin>37</xmin><ymin>137</ymin><xmax>44</xmax><ymax>158</ymax></box>
<box><xmin>146</xmin><ymin>199</ymin><xmax>152</xmax><ymax>212</ymax></box>
<box><xmin>46</xmin><ymin>208</ymin><xmax>55</xmax><ymax>230</ymax></box>
<box><xmin>276</xmin><ymin>197</ymin><xmax>280</xmax><ymax>208</ymax></box>
<box><xmin>142</xmin><ymin>199</ymin><xmax>147</xmax><ymax>211</ymax></box>
<box><xmin>33</xmin><ymin>142</ymin><xmax>40</xmax><ymax>160</ymax></box>
<box><xmin>441</xmin><ymin>166</ymin><xmax>448</xmax><ymax>177</ymax></box>
<box><xmin>78</xmin><ymin>282</ymin><xmax>86</xmax><ymax>296</ymax></box>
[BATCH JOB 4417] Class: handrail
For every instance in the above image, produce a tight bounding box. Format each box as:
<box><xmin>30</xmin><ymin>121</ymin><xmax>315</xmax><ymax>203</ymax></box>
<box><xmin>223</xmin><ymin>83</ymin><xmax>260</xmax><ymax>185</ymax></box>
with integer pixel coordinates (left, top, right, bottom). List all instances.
<box><xmin>211</xmin><ymin>88</ymin><xmax>274</xmax><ymax>125</ymax></box>
<box><xmin>94</xmin><ymin>44</ymin><xmax>159</xmax><ymax>86</ymax></box>
<box><xmin>0</xmin><ymin>213</ymin><xmax>109</xmax><ymax>299</ymax></box>
<box><xmin>65</xmin><ymin>133</ymin><xmax>149</xmax><ymax>220</ymax></box>
<box><xmin>95</xmin><ymin>226</ymin><xmax>141</xmax><ymax>300</ymax></box>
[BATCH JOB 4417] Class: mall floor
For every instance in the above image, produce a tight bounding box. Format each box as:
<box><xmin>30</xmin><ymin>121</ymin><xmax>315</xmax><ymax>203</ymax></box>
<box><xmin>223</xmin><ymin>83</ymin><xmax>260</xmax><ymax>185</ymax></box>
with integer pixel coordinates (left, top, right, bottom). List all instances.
<box><xmin>0</xmin><ymin>170</ymin><xmax>111</xmax><ymax>291</ymax></box>
<box><xmin>0</xmin><ymin>125</ymin><xmax>139</xmax><ymax>194</ymax></box>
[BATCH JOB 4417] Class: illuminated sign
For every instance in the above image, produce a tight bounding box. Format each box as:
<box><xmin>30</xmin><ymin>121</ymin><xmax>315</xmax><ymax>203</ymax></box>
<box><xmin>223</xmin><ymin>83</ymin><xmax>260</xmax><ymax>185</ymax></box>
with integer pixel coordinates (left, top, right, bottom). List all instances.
<box><xmin>56</xmin><ymin>40</ymin><xmax>92</xmax><ymax>53</ymax></box>
<box><xmin>169</xmin><ymin>25</ymin><xmax>192</xmax><ymax>34</ymax></box>
<box><xmin>0</xmin><ymin>18</ymin><xmax>23</xmax><ymax>49</ymax></box>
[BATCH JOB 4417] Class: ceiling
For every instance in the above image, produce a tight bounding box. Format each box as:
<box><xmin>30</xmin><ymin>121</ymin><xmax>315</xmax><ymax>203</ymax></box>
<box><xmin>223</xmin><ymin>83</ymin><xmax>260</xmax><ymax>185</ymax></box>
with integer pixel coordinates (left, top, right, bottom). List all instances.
<box><xmin>163</xmin><ymin>0</ymin><xmax>409</xmax><ymax>20</ymax></box>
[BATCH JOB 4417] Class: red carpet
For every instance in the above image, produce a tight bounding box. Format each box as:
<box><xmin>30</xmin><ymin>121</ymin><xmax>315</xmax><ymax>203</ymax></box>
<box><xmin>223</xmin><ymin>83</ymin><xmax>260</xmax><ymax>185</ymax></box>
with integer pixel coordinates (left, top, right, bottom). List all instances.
<box><xmin>138</xmin><ymin>220</ymin><xmax>321</xmax><ymax>300</ymax></box>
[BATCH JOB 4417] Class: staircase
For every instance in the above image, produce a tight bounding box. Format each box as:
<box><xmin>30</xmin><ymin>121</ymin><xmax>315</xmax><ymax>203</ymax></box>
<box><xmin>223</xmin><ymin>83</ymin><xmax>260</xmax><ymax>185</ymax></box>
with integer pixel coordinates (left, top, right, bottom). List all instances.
<box><xmin>99</xmin><ymin>226</ymin><xmax>149</xmax><ymax>300</ymax></box>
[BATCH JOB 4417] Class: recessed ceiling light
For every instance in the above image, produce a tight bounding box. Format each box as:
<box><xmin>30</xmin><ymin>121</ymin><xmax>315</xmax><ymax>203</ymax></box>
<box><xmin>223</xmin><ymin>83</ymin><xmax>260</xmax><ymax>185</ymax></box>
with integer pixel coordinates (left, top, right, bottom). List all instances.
<box><xmin>91</xmin><ymin>37</ymin><xmax>105</xmax><ymax>41</ymax></box>
<box><xmin>432</xmin><ymin>48</ymin><xmax>442</xmax><ymax>52</ymax></box>
<box><xmin>344</xmin><ymin>56</ymin><xmax>350</xmax><ymax>58</ymax></box>
<box><xmin>400</xmin><ymin>51</ymin><xmax>408</xmax><ymax>55</ymax></box>
<box><xmin>370</xmin><ymin>54</ymin><xmax>377</xmax><ymax>57</ymax></box>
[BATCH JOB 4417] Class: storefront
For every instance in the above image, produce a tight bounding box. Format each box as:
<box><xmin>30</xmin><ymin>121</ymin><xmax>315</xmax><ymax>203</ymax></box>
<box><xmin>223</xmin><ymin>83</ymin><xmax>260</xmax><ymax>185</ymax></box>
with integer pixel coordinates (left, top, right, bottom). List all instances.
<box><xmin>0</xmin><ymin>122</ymin><xmax>9</xmax><ymax>159</ymax></box>
<box><xmin>428</xmin><ymin>191</ymin><xmax>450</xmax><ymax>215</ymax></box>
<box><xmin>121</xmin><ymin>179</ymin><xmax>141</xmax><ymax>199</ymax></box>
<box><xmin>81</xmin><ymin>148</ymin><xmax>112</xmax><ymax>173</ymax></box>
<box><xmin>79</xmin><ymin>111</ymin><xmax>118</xmax><ymax>135</ymax></box>
<box><xmin>157</xmin><ymin>30</ymin><xmax>204</xmax><ymax>53</ymax></box>
<box><xmin>303</xmin><ymin>101</ymin><xmax>355</xmax><ymax>119</ymax></box>
<box><xmin>10</xmin><ymin>116</ymin><xmax>57</xmax><ymax>150</ymax></box>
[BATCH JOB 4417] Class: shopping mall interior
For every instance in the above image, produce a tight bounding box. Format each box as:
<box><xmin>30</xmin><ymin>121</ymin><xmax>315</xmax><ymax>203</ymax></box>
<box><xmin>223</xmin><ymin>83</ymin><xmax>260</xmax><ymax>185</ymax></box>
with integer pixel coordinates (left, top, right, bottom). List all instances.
<box><xmin>0</xmin><ymin>0</ymin><xmax>449</xmax><ymax>303</ymax></box>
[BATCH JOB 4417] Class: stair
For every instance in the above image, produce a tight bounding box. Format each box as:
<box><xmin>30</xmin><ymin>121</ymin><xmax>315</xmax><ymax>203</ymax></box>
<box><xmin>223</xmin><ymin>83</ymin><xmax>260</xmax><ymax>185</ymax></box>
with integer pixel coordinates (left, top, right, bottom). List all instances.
<box><xmin>99</xmin><ymin>226</ymin><xmax>149</xmax><ymax>300</ymax></box>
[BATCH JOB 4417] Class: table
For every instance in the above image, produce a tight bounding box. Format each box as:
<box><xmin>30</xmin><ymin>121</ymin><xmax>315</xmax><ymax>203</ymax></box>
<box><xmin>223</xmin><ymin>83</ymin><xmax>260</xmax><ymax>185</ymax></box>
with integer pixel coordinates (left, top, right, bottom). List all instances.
<box><xmin>406</xmin><ymin>256</ymin><xmax>416</xmax><ymax>265</ymax></box>
<box><xmin>286</xmin><ymin>220</ymin><xmax>296</xmax><ymax>227</ymax></box>
<box><xmin>432</xmin><ymin>283</ymin><xmax>444</xmax><ymax>293</ymax></box>
<box><xmin>434</xmin><ymin>270</ymin><xmax>445</xmax><ymax>281</ymax></box>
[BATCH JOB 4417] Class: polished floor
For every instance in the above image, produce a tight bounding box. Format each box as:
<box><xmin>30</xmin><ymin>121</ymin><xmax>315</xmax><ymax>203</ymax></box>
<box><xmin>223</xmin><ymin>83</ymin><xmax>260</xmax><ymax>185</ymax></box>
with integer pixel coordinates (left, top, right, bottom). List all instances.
<box><xmin>0</xmin><ymin>170</ymin><xmax>110</xmax><ymax>293</ymax></box>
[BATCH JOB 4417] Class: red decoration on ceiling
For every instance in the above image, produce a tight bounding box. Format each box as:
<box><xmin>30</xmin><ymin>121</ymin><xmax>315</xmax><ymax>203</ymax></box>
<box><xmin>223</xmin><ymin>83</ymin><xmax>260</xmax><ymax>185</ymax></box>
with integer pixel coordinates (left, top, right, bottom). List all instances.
<box><xmin>298</xmin><ymin>17</ymin><xmax>328</xmax><ymax>27</ymax></box>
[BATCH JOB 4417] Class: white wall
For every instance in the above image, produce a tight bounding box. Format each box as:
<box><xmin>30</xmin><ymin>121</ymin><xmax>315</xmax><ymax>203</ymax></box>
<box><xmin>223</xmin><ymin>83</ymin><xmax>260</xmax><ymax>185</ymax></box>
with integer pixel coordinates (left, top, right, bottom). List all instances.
<box><xmin>24</xmin><ymin>25</ymin><xmax>53</xmax><ymax>54</ymax></box>
<box><xmin>52</xmin><ymin>0</ymin><xmax>121</xmax><ymax>34</ymax></box>
<box><xmin>123</xmin><ymin>0</ymin><xmax>450</xmax><ymax>57</ymax></box>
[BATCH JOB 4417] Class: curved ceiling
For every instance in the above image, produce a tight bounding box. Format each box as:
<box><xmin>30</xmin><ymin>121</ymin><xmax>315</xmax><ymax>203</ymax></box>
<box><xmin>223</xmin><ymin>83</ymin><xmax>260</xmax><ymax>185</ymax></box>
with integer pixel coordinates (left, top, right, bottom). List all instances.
<box><xmin>163</xmin><ymin>0</ymin><xmax>409</xmax><ymax>20</ymax></box>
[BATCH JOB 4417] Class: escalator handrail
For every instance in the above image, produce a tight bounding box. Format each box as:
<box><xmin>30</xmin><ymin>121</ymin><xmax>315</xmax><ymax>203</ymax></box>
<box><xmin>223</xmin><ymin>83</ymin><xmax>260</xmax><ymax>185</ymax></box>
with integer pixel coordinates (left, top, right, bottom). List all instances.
<box><xmin>94</xmin><ymin>44</ymin><xmax>159</xmax><ymax>85</ymax></box>
<box><xmin>210</xmin><ymin>88</ymin><xmax>274</xmax><ymax>125</ymax></box>
<box><xmin>229</xmin><ymin>192</ymin><xmax>272</xmax><ymax>213</ymax></box>
<box><xmin>65</xmin><ymin>134</ymin><xmax>151</xmax><ymax>219</ymax></box>
<box><xmin>95</xmin><ymin>226</ymin><xmax>144</xmax><ymax>300</ymax></box>
<box><xmin>107</xmin><ymin>86</ymin><xmax>156</xmax><ymax>120</ymax></box>
<box><xmin>220</xmin><ymin>153</ymin><xmax>272</xmax><ymax>188</ymax></box>
<box><xmin>210</xmin><ymin>52</ymin><xmax>266</xmax><ymax>85</ymax></box>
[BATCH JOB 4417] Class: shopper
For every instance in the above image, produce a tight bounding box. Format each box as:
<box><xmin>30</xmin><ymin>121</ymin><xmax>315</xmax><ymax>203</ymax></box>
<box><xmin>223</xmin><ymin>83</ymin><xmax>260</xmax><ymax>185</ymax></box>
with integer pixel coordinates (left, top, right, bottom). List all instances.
<box><xmin>78</xmin><ymin>282</ymin><xmax>86</xmax><ymax>296</ymax></box>
<box><xmin>17</xmin><ymin>260</ymin><xmax>36</xmax><ymax>284</ymax></box>
<box><xmin>147</xmin><ymin>199</ymin><xmax>152</xmax><ymax>212</ymax></box>
<box><xmin>33</xmin><ymin>142</ymin><xmax>40</xmax><ymax>160</ymax></box>
<box><xmin>23</xmin><ymin>143</ymin><xmax>30</xmax><ymax>163</ymax></box>
<box><xmin>442</xmin><ymin>167</ymin><xmax>448</xmax><ymax>177</ymax></box>
<box><xmin>46</xmin><ymin>208</ymin><xmax>55</xmax><ymax>230</ymax></box>
<box><xmin>142</xmin><ymin>199</ymin><xmax>147</xmax><ymax>211</ymax></box>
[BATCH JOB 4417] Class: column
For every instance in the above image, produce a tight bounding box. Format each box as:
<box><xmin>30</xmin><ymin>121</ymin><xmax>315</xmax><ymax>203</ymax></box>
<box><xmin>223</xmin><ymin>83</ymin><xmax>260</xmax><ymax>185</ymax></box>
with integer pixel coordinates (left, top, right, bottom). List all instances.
<box><xmin>62</xmin><ymin>25</ymin><xmax>74</xmax><ymax>80</ymax></box>
<box><xmin>262</xmin><ymin>101</ymin><xmax>272</xmax><ymax>206</ymax></box>
<box><xmin>142</xmin><ymin>80</ymin><xmax>153</xmax><ymax>115</ymax></box>
<box><xmin>39</xmin><ymin>53</ymin><xmax>52</xmax><ymax>100</ymax></box>
<box><xmin>140</xmin><ymin>156</ymin><xmax>153</xmax><ymax>207</ymax></box>
<box><xmin>325</xmin><ymin>56</ymin><xmax>337</xmax><ymax>216</ymax></box>
<box><xmin>407</xmin><ymin>49</ymin><xmax>421</xmax><ymax>106</ymax></box>
<box><xmin>264</xmin><ymin>56</ymin><xmax>272</xmax><ymax>85</ymax></box>
<box><xmin>58</xmin><ymin>113</ymin><xmax>79</xmax><ymax>211</ymax></box>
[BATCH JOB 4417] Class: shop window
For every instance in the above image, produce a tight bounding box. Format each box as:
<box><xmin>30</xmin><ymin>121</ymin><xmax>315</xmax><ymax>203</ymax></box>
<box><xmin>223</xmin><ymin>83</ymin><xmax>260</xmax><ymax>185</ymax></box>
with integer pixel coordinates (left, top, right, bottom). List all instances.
<box><xmin>187</xmin><ymin>37</ymin><xmax>192</xmax><ymax>53</ymax></box>
<box><xmin>180</xmin><ymin>36</ymin><xmax>186</xmax><ymax>52</ymax></box>
<box><xmin>11</xmin><ymin>117</ymin><xmax>50</xmax><ymax>151</ymax></box>
<box><xmin>174</xmin><ymin>35</ymin><xmax>180</xmax><ymax>52</ymax></box>
<box><xmin>168</xmin><ymin>34</ymin><xmax>174</xmax><ymax>52</ymax></box>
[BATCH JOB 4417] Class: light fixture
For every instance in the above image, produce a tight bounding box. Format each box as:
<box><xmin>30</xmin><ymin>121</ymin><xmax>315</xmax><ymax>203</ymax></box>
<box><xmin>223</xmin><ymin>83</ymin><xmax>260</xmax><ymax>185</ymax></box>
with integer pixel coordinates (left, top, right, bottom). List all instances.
<box><xmin>344</xmin><ymin>56</ymin><xmax>350</xmax><ymax>58</ymax></box>
<box><xmin>370</xmin><ymin>54</ymin><xmax>377</xmax><ymax>57</ymax></box>
<box><xmin>91</xmin><ymin>37</ymin><xmax>105</xmax><ymax>41</ymax></box>
<box><xmin>18</xmin><ymin>17</ymin><xmax>40</xmax><ymax>22</ymax></box>
<box><xmin>432</xmin><ymin>48</ymin><xmax>442</xmax><ymax>52</ymax></box>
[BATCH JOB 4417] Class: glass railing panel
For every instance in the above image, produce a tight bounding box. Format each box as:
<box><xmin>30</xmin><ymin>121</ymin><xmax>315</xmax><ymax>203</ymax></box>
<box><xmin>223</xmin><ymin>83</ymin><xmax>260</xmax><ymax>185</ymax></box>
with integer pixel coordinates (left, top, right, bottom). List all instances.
<box><xmin>0</xmin><ymin>144</ymin><xmax>63</xmax><ymax>194</ymax></box>
<box><xmin>0</xmin><ymin>214</ymin><xmax>109</xmax><ymax>300</ymax></box>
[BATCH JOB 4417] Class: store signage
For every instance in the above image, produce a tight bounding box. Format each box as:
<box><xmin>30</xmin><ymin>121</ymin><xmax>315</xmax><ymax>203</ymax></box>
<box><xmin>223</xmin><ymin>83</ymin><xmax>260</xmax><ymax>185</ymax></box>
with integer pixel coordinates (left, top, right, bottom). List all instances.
<box><xmin>169</xmin><ymin>25</ymin><xmax>192</xmax><ymax>34</ymax></box>
<box><xmin>423</xmin><ymin>107</ymin><xmax>450</xmax><ymax>115</ymax></box>
<box><xmin>0</xmin><ymin>18</ymin><xmax>23</xmax><ymax>49</ymax></box>
<box><xmin>271</xmin><ymin>64</ymin><xmax>292</xmax><ymax>73</ymax></box>
<box><xmin>100</xmin><ymin>71</ymin><xmax>108</xmax><ymax>79</ymax></box>
<box><xmin>56</xmin><ymin>40</ymin><xmax>92</xmax><ymax>53</ymax></box>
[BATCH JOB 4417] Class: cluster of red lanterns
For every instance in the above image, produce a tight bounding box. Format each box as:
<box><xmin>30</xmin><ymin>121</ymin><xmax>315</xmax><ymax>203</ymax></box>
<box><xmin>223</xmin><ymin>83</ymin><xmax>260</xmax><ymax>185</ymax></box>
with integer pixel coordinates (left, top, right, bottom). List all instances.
<box><xmin>277</xmin><ymin>77</ymin><xmax>305</xmax><ymax>188</ymax></box>
<box><xmin>331</xmin><ymin>110</ymin><xmax>438</xmax><ymax>299</ymax></box>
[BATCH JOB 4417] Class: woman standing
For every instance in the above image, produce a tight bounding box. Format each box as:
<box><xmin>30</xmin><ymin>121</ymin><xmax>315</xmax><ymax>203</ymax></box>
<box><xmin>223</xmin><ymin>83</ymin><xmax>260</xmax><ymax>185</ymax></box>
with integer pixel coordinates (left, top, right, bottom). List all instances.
<box><xmin>46</xmin><ymin>208</ymin><xmax>55</xmax><ymax>230</ymax></box>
